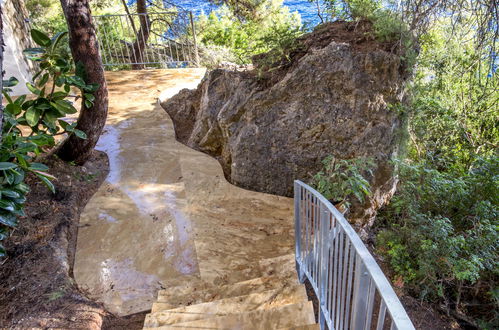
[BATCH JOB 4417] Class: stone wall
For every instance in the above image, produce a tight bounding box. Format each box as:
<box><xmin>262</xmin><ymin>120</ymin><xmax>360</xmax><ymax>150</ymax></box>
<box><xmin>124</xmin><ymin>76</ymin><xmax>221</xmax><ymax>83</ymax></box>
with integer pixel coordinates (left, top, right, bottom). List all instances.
<box><xmin>161</xmin><ymin>21</ymin><xmax>411</xmax><ymax>227</ymax></box>
<box><xmin>2</xmin><ymin>0</ymin><xmax>35</xmax><ymax>95</ymax></box>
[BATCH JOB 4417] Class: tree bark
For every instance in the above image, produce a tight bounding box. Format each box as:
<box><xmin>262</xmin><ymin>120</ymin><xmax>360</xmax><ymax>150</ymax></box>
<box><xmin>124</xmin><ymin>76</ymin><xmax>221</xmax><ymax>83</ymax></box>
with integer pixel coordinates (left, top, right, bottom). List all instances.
<box><xmin>131</xmin><ymin>0</ymin><xmax>151</xmax><ymax>69</ymax></box>
<box><xmin>57</xmin><ymin>0</ymin><xmax>108</xmax><ymax>164</ymax></box>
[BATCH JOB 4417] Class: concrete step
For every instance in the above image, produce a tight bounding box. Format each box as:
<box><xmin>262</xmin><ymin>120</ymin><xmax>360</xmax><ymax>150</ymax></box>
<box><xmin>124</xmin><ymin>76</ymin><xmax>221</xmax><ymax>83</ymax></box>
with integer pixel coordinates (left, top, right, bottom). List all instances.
<box><xmin>144</xmin><ymin>285</ymin><xmax>307</xmax><ymax>327</ymax></box>
<box><xmin>155</xmin><ymin>271</ymin><xmax>299</xmax><ymax>310</ymax></box>
<box><xmin>281</xmin><ymin>324</ymin><xmax>320</xmax><ymax>329</ymax></box>
<box><xmin>259</xmin><ymin>253</ymin><xmax>296</xmax><ymax>277</ymax></box>
<box><xmin>146</xmin><ymin>300</ymin><xmax>315</xmax><ymax>329</ymax></box>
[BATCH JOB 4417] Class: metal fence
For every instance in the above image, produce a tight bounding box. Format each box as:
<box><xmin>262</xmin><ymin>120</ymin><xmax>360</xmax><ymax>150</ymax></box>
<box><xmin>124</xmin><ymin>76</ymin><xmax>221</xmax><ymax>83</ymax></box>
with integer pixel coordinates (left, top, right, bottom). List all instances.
<box><xmin>92</xmin><ymin>11</ymin><xmax>199</xmax><ymax>70</ymax></box>
<box><xmin>294</xmin><ymin>180</ymin><xmax>415</xmax><ymax>330</ymax></box>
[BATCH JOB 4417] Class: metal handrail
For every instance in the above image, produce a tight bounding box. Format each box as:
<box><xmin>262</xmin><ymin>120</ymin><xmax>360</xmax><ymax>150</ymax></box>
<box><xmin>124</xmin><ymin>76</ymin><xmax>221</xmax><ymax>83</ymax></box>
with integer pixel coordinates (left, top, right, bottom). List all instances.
<box><xmin>294</xmin><ymin>180</ymin><xmax>415</xmax><ymax>330</ymax></box>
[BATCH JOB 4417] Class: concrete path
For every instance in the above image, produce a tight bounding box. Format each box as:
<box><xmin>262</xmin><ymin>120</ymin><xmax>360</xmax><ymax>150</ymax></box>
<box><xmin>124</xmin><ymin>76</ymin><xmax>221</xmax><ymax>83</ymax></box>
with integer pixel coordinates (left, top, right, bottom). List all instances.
<box><xmin>74</xmin><ymin>69</ymin><xmax>294</xmax><ymax>316</ymax></box>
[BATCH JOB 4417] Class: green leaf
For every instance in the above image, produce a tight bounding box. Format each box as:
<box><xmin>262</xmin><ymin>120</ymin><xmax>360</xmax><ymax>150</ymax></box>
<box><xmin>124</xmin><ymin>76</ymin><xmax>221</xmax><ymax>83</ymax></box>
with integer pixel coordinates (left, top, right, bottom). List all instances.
<box><xmin>51</xmin><ymin>91</ymin><xmax>68</xmax><ymax>100</ymax></box>
<box><xmin>84</xmin><ymin>100</ymin><xmax>93</xmax><ymax>108</ymax></box>
<box><xmin>23</xmin><ymin>47</ymin><xmax>45</xmax><ymax>60</ymax></box>
<box><xmin>0</xmin><ymin>212</ymin><xmax>18</xmax><ymax>228</ymax></box>
<box><xmin>28</xmin><ymin>134</ymin><xmax>55</xmax><ymax>147</ymax></box>
<box><xmin>15</xmin><ymin>153</ymin><xmax>28</xmax><ymax>168</ymax></box>
<box><xmin>55</xmin><ymin>76</ymin><xmax>66</xmax><ymax>87</ymax></box>
<box><xmin>31</xmin><ymin>29</ymin><xmax>51</xmax><ymax>47</ymax></box>
<box><xmin>0</xmin><ymin>227</ymin><xmax>9</xmax><ymax>241</ymax></box>
<box><xmin>26</xmin><ymin>82</ymin><xmax>42</xmax><ymax>95</ymax></box>
<box><xmin>0</xmin><ymin>243</ymin><xmax>5</xmax><ymax>257</ymax></box>
<box><xmin>5</xmin><ymin>103</ymin><xmax>22</xmax><ymax>115</ymax></box>
<box><xmin>14</xmin><ymin>183</ymin><xmax>30</xmax><ymax>195</ymax></box>
<box><xmin>35</xmin><ymin>173</ymin><xmax>55</xmax><ymax>194</ymax></box>
<box><xmin>0</xmin><ymin>162</ymin><xmax>17</xmax><ymax>170</ymax></box>
<box><xmin>25</xmin><ymin>106</ymin><xmax>42</xmax><ymax>126</ymax></box>
<box><xmin>51</xmin><ymin>100</ymin><xmax>77</xmax><ymax>114</ymax></box>
<box><xmin>29</xmin><ymin>163</ymin><xmax>49</xmax><ymax>171</ymax></box>
<box><xmin>66</xmin><ymin>76</ymin><xmax>86</xmax><ymax>88</ymax></box>
<box><xmin>50</xmin><ymin>31</ymin><xmax>68</xmax><ymax>50</ymax></box>
<box><xmin>43</xmin><ymin>110</ymin><xmax>60</xmax><ymax>126</ymax></box>
<box><xmin>55</xmin><ymin>58</ymin><xmax>68</xmax><ymax>69</ymax></box>
<box><xmin>3</xmin><ymin>77</ymin><xmax>19</xmax><ymax>88</ymax></box>
<box><xmin>84</xmin><ymin>93</ymin><xmax>95</xmax><ymax>102</ymax></box>
<box><xmin>58</xmin><ymin>120</ymin><xmax>69</xmax><ymax>130</ymax></box>
<box><xmin>0</xmin><ymin>200</ymin><xmax>16</xmax><ymax>212</ymax></box>
<box><xmin>73</xmin><ymin>129</ymin><xmax>87</xmax><ymax>140</ymax></box>
<box><xmin>84</xmin><ymin>83</ymin><xmax>100</xmax><ymax>92</ymax></box>
<box><xmin>1</xmin><ymin>190</ymin><xmax>20</xmax><ymax>199</ymax></box>
<box><xmin>14</xmin><ymin>94</ymin><xmax>27</xmax><ymax>105</ymax></box>
<box><xmin>37</xmin><ymin>73</ymin><xmax>50</xmax><ymax>87</ymax></box>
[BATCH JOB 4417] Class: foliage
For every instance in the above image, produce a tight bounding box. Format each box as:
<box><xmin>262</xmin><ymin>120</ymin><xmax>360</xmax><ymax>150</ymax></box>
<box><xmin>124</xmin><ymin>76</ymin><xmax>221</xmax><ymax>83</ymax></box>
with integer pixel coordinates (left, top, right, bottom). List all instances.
<box><xmin>374</xmin><ymin>15</ymin><xmax>499</xmax><ymax>326</ymax></box>
<box><xmin>311</xmin><ymin>156</ymin><xmax>374</xmax><ymax>210</ymax></box>
<box><xmin>208</xmin><ymin>0</ymin><xmax>267</xmax><ymax>20</ymax></box>
<box><xmin>0</xmin><ymin>29</ymin><xmax>94</xmax><ymax>257</ymax></box>
<box><xmin>197</xmin><ymin>0</ymin><xmax>303</xmax><ymax>64</ymax></box>
<box><xmin>26</xmin><ymin>0</ymin><xmax>67</xmax><ymax>36</ymax></box>
<box><xmin>376</xmin><ymin>159</ymin><xmax>498</xmax><ymax>323</ymax></box>
<box><xmin>304</xmin><ymin>1</ymin><xmax>498</xmax><ymax>324</ymax></box>
<box><xmin>26</xmin><ymin>0</ymin><xmax>121</xmax><ymax>60</ymax></box>
<box><xmin>407</xmin><ymin>21</ymin><xmax>498</xmax><ymax>172</ymax></box>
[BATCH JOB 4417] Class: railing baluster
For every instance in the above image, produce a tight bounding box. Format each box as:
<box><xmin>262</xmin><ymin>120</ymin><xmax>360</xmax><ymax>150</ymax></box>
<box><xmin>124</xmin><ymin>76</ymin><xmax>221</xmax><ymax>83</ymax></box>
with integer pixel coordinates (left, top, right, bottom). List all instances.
<box><xmin>365</xmin><ymin>278</ymin><xmax>376</xmax><ymax>330</ymax></box>
<box><xmin>319</xmin><ymin>203</ymin><xmax>327</xmax><ymax>328</ymax></box>
<box><xmin>339</xmin><ymin>237</ymin><xmax>349</xmax><ymax>330</ymax></box>
<box><xmin>314</xmin><ymin>196</ymin><xmax>319</xmax><ymax>287</ymax></box>
<box><xmin>335</xmin><ymin>229</ymin><xmax>344</xmax><ymax>330</ymax></box>
<box><xmin>376</xmin><ymin>301</ymin><xmax>387</xmax><ymax>330</ymax></box>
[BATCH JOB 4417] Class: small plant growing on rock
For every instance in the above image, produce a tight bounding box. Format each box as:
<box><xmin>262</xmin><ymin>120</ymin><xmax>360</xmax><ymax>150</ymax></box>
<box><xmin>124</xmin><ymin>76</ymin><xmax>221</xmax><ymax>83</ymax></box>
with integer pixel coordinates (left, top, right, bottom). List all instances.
<box><xmin>311</xmin><ymin>155</ymin><xmax>375</xmax><ymax>211</ymax></box>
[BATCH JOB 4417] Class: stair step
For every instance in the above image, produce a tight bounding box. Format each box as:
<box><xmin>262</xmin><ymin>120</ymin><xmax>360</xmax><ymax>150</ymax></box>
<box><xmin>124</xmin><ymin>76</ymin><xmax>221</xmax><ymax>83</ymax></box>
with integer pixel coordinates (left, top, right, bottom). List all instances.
<box><xmin>155</xmin><ymin>272</ymin><xmax>299</xmax><ymax>310</ymax></box>
<box><xmin>259</xmin><ymin>253</ymin><xmax>296</xmax><ymax>277</ymax></box>
<box><xmin>145</xmin><ymin>285</ymin><xmax>307</xmax><ymax>327</ymax></box>
<box><xmin>145</xmin><ymin>300</ymin><xmax>315</xmax><ymax>329</ymax></box>
<box><xmin>281</xmin><ymin>324</ymin><xmax>320</xmax><ymax>329</ymax></box>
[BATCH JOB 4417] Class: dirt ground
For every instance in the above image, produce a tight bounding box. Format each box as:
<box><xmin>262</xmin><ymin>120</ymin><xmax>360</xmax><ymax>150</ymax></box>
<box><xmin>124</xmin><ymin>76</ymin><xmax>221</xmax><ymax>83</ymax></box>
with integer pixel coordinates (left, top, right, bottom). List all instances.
<box><xmin>0</xmin><ymin>151</ymin><xmax>146</xmax><ymax>329</ymax></box>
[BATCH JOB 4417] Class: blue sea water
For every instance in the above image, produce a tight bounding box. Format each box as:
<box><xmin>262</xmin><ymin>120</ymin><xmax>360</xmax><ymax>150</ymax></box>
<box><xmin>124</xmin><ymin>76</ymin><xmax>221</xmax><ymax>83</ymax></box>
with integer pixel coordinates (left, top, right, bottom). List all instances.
<box><xmin>170</xmin><ymin>0</ymin><xmax>320</xmax><ymax>25</ymax></box>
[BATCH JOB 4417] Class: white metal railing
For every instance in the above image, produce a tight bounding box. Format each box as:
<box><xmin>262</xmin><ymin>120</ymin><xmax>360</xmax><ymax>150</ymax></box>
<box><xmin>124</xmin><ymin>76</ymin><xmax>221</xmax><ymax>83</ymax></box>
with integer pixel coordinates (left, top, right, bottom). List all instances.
<box><xmin>294</xmin><ymin>180</ymin><xmax>415</xmax><ymax>330</ymax></box>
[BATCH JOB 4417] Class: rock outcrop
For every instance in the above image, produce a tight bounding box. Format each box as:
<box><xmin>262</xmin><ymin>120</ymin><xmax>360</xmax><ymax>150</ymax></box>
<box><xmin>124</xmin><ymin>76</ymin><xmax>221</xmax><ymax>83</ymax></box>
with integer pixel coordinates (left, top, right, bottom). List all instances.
<box><xmin>161</xmin><ymin>21</ymin><xmax>410</xmax><ymax>227</ymax></box>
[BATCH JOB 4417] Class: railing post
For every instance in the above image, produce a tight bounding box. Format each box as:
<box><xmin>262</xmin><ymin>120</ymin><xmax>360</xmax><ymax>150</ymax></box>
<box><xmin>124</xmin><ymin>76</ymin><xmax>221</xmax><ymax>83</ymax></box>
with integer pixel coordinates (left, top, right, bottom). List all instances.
<box><xmin>294</xmin><ymin>181</ymin><xmax>305</xmax><ymax>283</ymax></box>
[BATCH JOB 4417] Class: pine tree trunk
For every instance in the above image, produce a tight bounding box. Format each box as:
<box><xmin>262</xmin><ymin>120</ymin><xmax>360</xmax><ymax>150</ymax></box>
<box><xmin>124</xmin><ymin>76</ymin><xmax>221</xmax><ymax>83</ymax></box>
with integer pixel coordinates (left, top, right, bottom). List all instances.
<box><xmin>57</xmin><ymin>0</ymin><xmax>108</xmax><ymax>164</ymax></box>
<box><xmin>131</xmin><ymin>0</ymin><xmax>150</xmax><ymax>70</ymax></box>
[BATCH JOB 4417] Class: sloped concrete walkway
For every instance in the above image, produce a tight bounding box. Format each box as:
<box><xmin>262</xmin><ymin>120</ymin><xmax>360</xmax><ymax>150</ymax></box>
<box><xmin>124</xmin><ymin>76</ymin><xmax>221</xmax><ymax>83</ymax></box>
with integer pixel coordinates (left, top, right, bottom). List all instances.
<box><xmin>74</xmin><ymin>70</ymin><xmax>294</xmax><ymax>316</ymax></box>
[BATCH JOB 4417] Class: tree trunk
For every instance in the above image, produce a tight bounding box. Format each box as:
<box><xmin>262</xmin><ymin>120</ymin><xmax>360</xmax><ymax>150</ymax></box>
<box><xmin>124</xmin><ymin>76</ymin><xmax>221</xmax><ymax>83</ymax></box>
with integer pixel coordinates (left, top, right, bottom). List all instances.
<box><xmin>131</xmin><ymin>0</ymin><xmax>151</xmax><ymax>70</ymax></box>
<box><xmin>57</xmin><ymin>0</ymin><xmax>108</xmax><ymax>164</ymax></box>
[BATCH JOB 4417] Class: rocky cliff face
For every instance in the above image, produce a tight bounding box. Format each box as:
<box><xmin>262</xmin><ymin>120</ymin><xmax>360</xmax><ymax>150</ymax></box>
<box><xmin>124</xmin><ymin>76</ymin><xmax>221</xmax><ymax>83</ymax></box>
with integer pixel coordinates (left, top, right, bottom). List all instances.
<box><xmin>161</xmin><ymin>21</ymin><xmax>410</xmax><ymax>227</ymax></box>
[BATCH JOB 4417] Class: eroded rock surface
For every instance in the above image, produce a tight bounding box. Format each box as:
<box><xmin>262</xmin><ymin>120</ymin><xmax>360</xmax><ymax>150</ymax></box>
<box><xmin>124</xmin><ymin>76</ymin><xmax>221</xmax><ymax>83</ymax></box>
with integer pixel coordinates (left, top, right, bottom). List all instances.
<box><xmin>162</xmin><ymin>22</ymin><xmax>410</xmax><ymax>226</ymax></box>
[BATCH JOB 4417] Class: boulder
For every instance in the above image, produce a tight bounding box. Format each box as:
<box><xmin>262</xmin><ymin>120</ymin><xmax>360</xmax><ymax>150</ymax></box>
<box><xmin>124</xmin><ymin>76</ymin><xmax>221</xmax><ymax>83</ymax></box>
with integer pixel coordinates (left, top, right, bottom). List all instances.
<box><xmin>161</xmin><ymin>21</ymin><xmax>410</xmax><ymax>227</ymax></box>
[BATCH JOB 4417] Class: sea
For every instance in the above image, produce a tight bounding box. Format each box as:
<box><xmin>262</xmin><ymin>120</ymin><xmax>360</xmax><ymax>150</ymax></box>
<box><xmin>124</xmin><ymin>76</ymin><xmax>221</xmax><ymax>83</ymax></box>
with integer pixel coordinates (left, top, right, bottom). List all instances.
<box><xmin>169</xmin><ymin>0</ymin><xmax>320</xmax><ymax>25</ymax></box>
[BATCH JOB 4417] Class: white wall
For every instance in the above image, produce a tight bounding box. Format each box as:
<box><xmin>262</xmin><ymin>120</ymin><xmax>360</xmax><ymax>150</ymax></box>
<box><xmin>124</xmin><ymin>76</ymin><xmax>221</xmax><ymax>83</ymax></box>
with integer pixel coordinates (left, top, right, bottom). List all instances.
<box><xmin>2</xmin><ymin>0</ymin><xmax>34</xmax><ymax>96</ymax></box>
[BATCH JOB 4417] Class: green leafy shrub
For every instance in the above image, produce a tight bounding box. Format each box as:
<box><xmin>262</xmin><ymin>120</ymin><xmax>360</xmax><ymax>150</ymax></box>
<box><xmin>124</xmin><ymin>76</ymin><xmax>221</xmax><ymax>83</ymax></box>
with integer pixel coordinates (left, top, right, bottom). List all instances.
<box><xmin>197</xmin><ymin>0</ymin><xmax>303</xmax><ymax>64</ymax></box>
<box><xmin>310</xmin><ymin>156</ymin><xmax>375</xmax><ymax>210</ymax></box>
<box><xmin>376</xmin><ymin>158</ymin><xmax>498</xmax><ymax>321</ymax></box>
<box><xmin>0</xmin><ymin>29</ymin><xmax>95</xmax><ymax>257</ymax></box>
